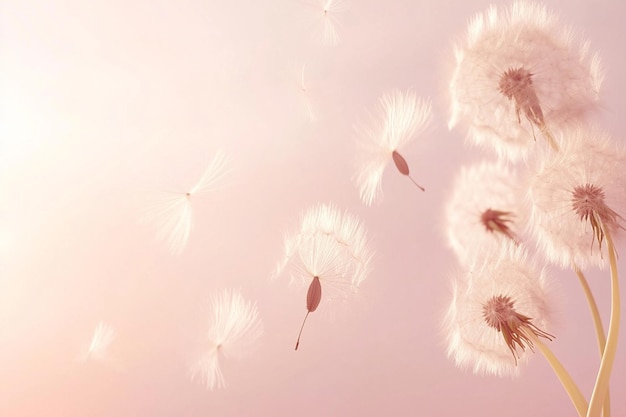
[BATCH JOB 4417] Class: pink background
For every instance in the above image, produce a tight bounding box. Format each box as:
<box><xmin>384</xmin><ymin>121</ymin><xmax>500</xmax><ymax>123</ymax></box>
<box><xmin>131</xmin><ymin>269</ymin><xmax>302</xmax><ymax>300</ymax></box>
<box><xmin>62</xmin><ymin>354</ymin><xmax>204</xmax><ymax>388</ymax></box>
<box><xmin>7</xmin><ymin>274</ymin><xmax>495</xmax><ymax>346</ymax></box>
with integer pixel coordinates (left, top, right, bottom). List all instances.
<box><xmin>1</xmin><ymin>0</ymin><xmax>625</xmax><ymax>416</ymax></box>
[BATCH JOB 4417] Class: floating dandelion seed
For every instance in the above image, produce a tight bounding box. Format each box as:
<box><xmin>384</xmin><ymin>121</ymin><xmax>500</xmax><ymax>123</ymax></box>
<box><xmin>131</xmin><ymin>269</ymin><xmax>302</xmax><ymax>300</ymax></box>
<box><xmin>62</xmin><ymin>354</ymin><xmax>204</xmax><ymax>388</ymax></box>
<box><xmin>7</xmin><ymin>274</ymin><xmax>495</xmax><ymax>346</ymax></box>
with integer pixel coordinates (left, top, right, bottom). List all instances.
<box><xmin>527</xmin><ymin>125</ymin><xmax>626</xmax><ymax>269</ymax></box>
<box><xmin>142</xmin><ymin>150</ymin><xmax>231</xmax><ymax>255</ymax></box>
<box><xmin>444</xmin><ymin>243</ymin><xmax>553</xmax><ymax>376</ymax></box>
<box><xmin>354</xmin><ymin>89</ymin><xmax>432</xmax><ymax>206</ymax></box>
<box><xmin>189</xmin><ymin>289</ymin><xmax>263</xmax><ymax>391</ymax></box>
<box><xmin>78</xmin><ymin>321</ymin><xmax>116</xmax><ymax>363</ymax></box>
<box><xmin>300</xmin><ymin>0</ymin><xmax>347</xmax><ymax>46</ymax></box>
<box><xmin>273</xmin><ymin>203</ymin><xmax>373</xmax><ymax>350</ymax></box>
<box><xmin>445</xmin><ymin>161</ymin><xmax>526</xmax><ymax>266</ymax></box>
<box><xmin>448</xmin><ymin>1</ymin><xmax>603</xmax><ymax>161</ymax></box>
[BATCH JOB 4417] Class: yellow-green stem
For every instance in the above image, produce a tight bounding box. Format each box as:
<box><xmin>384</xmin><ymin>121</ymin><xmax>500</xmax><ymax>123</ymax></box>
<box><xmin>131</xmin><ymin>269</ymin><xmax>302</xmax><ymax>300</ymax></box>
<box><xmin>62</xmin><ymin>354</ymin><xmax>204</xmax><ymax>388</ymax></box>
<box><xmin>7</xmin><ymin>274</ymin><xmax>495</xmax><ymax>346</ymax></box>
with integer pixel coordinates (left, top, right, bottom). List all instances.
<box><xmin>587</xmin><ymin>228</ymin><xmax>620</xmax><ymax>417</ymax></box>
<box><xmin>574</xmin><ymin>266</ymin><xmax>611</xmax><ymax>417</ymax></box>
<box><xmin>522</xmin><ymin>328</ymin><xmax>588</xmax><ymax>417</ymax></box>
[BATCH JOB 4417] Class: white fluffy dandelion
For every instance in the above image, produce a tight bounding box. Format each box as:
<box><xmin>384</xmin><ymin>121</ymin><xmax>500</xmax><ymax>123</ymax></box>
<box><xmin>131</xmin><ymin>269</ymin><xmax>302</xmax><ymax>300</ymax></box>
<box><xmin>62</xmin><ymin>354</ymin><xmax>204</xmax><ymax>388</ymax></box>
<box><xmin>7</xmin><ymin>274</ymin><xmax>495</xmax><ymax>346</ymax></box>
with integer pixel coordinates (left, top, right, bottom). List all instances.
<box><xmin>189</xmin><ymin>289</ymin><xmax>263</xmax><ymax>391</ymax></box>
<box><xmin>78</xmin><ymin>321</ymin><xmax>116</xmax><ymax>363</ymax></box>
<box><xmin>354</xmin><ymin>89</ymin><xmax>432</xmax><ymax>206</ymax></box>
<box><xmin>527</xmin><ymin>125</ymin><xmax>626</xmax><ymax>269</ymax></box>
<box><xmin>448</xmin><ymin>1</ymin><xmax>603</xmax><ymax>161</ymax></box>
<box><xmin>273</xmin><ymin>203</ymin><xmax>373</xmax><ymax>350</ymax></box>
<box><xmin>445</xmin><ymin>161</ymin><xmax>527</xmax><ymax>266</ymax></box>
<box><xmin>142</xmin><ymin>150</ymin><xmax>231</xmax><ymax>255</ymax></box>
<box><xmin>444</xmin><ymin>243</ymin><xmax>553</xmax><ymax>377</ymax></box>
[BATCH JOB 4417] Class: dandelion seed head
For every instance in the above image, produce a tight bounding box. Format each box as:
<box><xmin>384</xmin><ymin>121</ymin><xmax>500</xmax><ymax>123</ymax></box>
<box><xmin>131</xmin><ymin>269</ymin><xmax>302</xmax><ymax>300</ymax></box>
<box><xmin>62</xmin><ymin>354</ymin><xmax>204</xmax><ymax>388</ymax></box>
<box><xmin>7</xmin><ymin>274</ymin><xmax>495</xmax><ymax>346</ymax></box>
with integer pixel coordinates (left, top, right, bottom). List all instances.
<box><xmin>481</xmin><ymin>294</ymin><xmax>553</xmax><ymax>364</ymax></box>
<box><xmin>569</xmin><ymin>184</ymin><xmax>625</xmax><ymax>254</ymax></box>
<box><xmin>527</xmin><ymin>125</ymin><xmax>626</xmax><ymax>269</ymax></box>
<box><xmin>480</xmin><ymin>208</ymin><xmax>517</xmax><ymax>242</ymax></box>
<box><xmin>445</xmin><ymin>161</ymin><xmax>526</xmax><ymax>266</ymax></box>
<box><xmin>444</xmin><ymin>243</ymin><xmax>552</xmax><ymax>377</ymax></box>
<box><xmin>449</xmin><ymin>1</ymin><xmax>602</xmax><ymax>160</ymax></box>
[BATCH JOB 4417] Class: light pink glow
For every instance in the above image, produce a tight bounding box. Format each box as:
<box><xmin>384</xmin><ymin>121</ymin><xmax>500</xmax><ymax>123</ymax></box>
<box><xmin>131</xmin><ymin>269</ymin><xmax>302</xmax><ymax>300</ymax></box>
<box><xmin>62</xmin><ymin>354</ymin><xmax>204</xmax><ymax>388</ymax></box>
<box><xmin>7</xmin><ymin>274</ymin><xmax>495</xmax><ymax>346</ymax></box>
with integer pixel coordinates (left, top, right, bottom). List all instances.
<box><xmin>1</xmin><ymin>1</ymin><xmax>625</xmax><ymax>416</ymax></box>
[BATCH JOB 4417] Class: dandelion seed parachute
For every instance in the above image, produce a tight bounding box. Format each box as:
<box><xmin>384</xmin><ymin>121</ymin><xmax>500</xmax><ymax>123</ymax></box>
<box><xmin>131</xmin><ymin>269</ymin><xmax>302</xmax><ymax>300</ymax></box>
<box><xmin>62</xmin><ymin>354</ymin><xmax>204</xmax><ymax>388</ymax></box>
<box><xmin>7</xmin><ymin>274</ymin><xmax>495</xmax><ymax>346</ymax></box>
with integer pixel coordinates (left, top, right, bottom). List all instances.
<box><xmin>78</xmin><ymin>321</ymin><xmax>116</xmax><ymax>363</ymax></box>
<box><xmin>444</xmin><ymin>243</ymin><xmax>553</xmax><ymax>377</ymax></box>
<box><xmin>448</xmin><ymin>1</ymin><xmax>603</xmax><ymax>161</ymax></box>
<box><xmin>273</xmin><ymin>203</ymin><xmax>373</xmax><ymax>349</ymax></box>
<box><xmin>142</xmin><ymin>150</ymin><xmax>231</xmax><ymax>255</ymax></box>
<box><xmin>189</xmin><ymin>289</ymin><xmax>263</xmax><ymax>390</ymax></box>
<box><xmin>526</xmin><ymin>125</ymin><xmax>626</xmax><ymax>269</ymax></box>
<box><xmin>354</xmin><ymin>90</ymin><xmax>432</xmax><ymax>205</ymax></box>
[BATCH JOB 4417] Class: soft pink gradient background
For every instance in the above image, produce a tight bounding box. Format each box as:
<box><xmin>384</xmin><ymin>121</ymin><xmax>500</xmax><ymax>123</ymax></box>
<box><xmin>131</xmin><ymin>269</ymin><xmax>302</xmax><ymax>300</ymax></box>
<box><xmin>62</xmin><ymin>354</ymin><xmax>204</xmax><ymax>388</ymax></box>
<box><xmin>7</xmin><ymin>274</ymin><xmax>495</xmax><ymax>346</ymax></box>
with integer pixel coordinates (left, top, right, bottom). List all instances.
<box><xmin>1</xmin><ymin>0</ymin><xmax>625</xmax><ymax>416</ymax></box>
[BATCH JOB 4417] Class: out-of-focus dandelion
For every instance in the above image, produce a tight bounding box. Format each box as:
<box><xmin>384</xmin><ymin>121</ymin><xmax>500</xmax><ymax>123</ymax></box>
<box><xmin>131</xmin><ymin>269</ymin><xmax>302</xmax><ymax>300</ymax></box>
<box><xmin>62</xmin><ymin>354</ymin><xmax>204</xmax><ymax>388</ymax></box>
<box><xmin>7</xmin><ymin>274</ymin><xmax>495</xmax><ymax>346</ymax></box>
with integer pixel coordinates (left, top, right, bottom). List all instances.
<box><xmin>527</xmin><ymin>125</ymin><xmax>626</xmax><ymax>270</ymax></box>
<box><xmin>78</xmin><ymin>321</ymin><xmax>116</xmax><ymax>363</ymax></box>
<box><xmin>354</xmin><ymin>89</ymin><xmax>432</xmax><ymax>206</ymax></box>
<box><xmin>189</xmin><ymin>289</ymin><xmax>263</xmax><ymax>391</ymax></box>
<box><xmin>446</xmin><ymin>228</ymin><xmax>589</xmax><ymax>413</ymax></box>
<box><xmin>444</xmin><ymin>243</ymin><xmax>553</xmax><ymax>377</ymax></box>
<box><xmin>273</xmin><ymin>203</ymin><xmax>373</xmax><ymax>350</ymax></box>
<box><xmin>445</xmin><ymin>161</ymin><xmax>526</xmax><ymax>266</ymax></box>
<box><xmin>448</xmin><ymin>1</ymin><xmax>603</xmax><ymax>161</ymax></box>
<box><xmin>300</xmin><ymin>0</ymin><xmax>347</xmax><ymax>47</ymax></box>
<box><xmin>142</xmin><ymin>150</ymin><xmax>231</xmax><ymax>255</ymax></box>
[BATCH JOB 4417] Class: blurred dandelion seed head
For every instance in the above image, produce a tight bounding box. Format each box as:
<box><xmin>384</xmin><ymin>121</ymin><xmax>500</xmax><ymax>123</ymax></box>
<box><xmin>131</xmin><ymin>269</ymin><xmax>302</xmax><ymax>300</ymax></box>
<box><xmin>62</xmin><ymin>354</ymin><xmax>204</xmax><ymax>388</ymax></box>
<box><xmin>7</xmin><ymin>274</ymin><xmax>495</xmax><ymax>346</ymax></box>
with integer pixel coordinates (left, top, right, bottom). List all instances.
<box><xmin>445</xmin><ymin>161</ymin><xmax>526</xmax><ymax>266</ymax></box>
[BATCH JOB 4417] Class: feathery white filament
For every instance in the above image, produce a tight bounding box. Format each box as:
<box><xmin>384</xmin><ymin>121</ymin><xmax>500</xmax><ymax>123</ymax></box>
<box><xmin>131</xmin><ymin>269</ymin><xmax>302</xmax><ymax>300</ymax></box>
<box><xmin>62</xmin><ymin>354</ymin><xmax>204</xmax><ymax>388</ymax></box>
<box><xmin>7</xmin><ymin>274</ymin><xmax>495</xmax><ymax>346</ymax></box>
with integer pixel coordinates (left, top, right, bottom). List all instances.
<box><xmin>354</xmin><ymin>90</ymin><xmax>432</xmax><ymax>205</ymax></box>
<box><xmin>143</xmin><ymin>150</ymin><xmax>231</xmax><ymax>255</ymax></box>
<box><xmin>189</xmin><ymin>289</ymin><xmax>263</xmax><ymax>391</ymax></box>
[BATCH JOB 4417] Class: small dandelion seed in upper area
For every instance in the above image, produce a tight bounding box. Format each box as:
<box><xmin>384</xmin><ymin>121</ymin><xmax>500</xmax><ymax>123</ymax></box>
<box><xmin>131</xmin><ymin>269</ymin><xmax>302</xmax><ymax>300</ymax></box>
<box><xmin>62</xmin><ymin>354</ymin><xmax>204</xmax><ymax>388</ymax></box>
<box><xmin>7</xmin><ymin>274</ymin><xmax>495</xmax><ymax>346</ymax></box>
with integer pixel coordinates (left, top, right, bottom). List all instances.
<box><xmin>448</xmin><ymin>1</ymin><xmax>602</xmax><ymax>160</ymax></box>
<box><xmin>142</xmin><ymin>150</ymin><xmax>231</xmax><ymax>255</ymax></box>
<box><xmin>354</xmin><ymin>90</ymin><xmax>432</xmax><ymax>205</ymax></box>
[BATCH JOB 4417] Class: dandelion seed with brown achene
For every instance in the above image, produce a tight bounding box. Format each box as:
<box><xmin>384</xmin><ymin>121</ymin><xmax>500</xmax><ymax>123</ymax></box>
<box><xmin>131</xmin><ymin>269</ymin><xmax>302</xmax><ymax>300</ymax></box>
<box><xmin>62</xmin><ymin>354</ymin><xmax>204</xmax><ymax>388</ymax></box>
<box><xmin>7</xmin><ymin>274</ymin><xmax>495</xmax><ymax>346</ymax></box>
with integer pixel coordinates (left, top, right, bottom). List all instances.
<box><xmin>273</xmin><ymin>203</ymin><xmax>373</xmax><ymax>350</ymax></box>
<box><xmin>354</xmin><ymin>89</ymin><xmax>432</xmax><ymax>206</ymax></box>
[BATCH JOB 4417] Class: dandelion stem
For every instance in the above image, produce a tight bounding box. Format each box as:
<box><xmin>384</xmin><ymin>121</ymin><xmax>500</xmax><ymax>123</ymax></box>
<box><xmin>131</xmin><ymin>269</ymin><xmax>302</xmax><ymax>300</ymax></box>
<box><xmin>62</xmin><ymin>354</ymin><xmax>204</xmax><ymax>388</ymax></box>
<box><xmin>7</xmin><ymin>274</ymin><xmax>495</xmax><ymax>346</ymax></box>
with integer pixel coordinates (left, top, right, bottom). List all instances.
<box><xmin>574</xmin><ymin>265</ymin><xmax>611</xmax><ymax>417</ymax></box>
<box><xmin>542</xmin><ymin>126</ymin><xmax>560</xmax><ymax>152</ymax></box>
<box><xmin>522</xmin><ymin>328</ymin><xmax>588</xmax><ymax>417</ymax></box>
<box><xmin>587</xmin><ymin>227</ymin><xmax>620</xmax><ymax>417</ymax></box>
<box><xmin>295</xmin><ymin>311</ymin><xmax>311</xmax><ymax>351</ymax></box>
<box><xmin>407</xmin><ymin>175</ymin><xmax>426</xmax><ymax>192</ymax></box>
